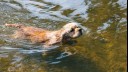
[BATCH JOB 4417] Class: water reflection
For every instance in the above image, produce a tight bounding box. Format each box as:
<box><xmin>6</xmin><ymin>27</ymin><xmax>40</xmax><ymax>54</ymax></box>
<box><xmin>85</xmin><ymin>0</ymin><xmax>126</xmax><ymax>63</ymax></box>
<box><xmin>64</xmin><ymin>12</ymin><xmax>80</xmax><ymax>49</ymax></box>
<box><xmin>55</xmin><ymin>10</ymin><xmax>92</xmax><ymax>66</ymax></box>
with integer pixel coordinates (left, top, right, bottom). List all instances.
<box><xmin>1</xmin><ymin>0</ymin><xmax>91</xmax><ymax>21</ymax></box>
<box><xmin>0</xmin><ymin>0</ymin><xmax>127</xmax><ymax>72</ymax></box>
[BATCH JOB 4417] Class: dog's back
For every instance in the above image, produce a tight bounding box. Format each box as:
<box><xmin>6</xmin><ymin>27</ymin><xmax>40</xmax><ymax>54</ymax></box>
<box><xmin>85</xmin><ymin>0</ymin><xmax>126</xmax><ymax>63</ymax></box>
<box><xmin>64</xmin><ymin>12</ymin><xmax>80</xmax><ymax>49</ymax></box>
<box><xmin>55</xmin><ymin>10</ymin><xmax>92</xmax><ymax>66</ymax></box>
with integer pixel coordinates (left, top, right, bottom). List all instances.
<box><xmin>5</xmin><ymin>24</ymin><xmax>49</xmax><ymax>43</ymax></box>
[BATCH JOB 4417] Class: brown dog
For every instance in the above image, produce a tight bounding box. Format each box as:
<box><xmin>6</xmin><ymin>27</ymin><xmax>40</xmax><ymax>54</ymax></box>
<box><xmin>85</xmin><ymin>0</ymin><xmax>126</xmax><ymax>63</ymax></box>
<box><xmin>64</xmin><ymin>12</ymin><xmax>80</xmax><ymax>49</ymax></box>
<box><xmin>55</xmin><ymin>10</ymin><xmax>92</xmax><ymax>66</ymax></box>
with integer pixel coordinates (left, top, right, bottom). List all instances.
<box><xmin>5</xmin><ymin>23</ymin><xmax>83</xmax><ymax>47</ymax></box>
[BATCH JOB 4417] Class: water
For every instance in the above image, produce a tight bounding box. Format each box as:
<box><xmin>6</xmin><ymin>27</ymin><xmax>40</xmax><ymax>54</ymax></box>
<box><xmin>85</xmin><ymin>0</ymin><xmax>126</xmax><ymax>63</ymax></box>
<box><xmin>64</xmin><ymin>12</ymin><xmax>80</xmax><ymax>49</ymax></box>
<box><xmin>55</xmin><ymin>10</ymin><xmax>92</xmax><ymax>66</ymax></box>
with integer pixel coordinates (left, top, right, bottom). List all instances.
<box><xmin>0</xmin><ymin>0</ymin><xmax>127</xmax><ymax>72</ymax></box>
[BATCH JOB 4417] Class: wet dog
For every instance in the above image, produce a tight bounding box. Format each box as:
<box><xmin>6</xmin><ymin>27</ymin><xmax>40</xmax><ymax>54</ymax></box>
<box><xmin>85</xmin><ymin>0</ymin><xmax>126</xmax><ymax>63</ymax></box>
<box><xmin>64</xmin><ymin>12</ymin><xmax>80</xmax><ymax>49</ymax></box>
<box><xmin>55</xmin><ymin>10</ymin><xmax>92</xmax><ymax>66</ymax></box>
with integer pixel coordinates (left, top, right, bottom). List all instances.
<box><xmin>5</xmin><ymin>23</ymin><xmax>83</xmax><ymax>47</ymax></box>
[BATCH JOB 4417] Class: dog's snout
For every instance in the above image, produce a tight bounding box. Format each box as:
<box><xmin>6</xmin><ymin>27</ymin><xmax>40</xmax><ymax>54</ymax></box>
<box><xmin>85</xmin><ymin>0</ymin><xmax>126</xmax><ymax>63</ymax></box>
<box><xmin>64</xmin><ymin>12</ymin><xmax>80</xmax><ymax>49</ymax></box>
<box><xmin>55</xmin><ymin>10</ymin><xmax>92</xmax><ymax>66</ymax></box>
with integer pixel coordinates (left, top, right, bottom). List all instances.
<box><xmin>79</xmin><ymin>29</ymin><xmax>83</xmax><ymax>35</ymax></box>
<box><xmin>79</xmin><ymin>29</ymin><xmax>82</xmax><ymax>32</ymax></box>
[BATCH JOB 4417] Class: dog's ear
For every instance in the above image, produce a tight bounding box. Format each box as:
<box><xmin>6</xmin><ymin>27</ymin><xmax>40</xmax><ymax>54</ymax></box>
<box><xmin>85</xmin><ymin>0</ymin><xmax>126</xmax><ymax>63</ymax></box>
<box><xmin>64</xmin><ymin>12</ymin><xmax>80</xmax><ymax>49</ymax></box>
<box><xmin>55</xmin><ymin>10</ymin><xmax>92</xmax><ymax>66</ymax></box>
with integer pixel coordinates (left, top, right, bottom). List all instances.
<box><xmin>46</xmin><ymin>32</ymin><xmax>63</xmax><ymax>45</ymax></box>
<box><xmin>56</xmin><ymin>32</ymin><xmax>64</xmax><ymax>42</ymax></box>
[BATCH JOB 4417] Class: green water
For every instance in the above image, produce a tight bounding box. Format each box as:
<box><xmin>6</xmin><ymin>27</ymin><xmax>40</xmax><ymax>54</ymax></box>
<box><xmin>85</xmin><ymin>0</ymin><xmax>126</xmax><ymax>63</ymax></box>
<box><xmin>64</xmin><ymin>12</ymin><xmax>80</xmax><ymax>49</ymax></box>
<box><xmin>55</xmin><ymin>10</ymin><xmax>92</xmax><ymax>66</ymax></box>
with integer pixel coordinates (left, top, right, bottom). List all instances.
<box><xmin>0</xmin><ymin>0</ymin><xmax>127</xmax><ymax>72</ymax></box>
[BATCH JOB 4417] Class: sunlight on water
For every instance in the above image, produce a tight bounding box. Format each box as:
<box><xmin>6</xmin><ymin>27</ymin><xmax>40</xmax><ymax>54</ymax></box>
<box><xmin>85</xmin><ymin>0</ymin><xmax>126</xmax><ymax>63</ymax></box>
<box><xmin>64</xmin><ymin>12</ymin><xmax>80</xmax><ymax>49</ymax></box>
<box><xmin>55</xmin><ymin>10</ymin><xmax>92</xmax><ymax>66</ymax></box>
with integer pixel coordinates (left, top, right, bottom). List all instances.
<box><xmin>2</xmin><ymin>0</ymin><xmax>91</xmax><ymax>21</ymax></box>
<box><xmin>117</xmin><ymin>0</ymin><xmax>127</xmax><ymax>8</ymax></box>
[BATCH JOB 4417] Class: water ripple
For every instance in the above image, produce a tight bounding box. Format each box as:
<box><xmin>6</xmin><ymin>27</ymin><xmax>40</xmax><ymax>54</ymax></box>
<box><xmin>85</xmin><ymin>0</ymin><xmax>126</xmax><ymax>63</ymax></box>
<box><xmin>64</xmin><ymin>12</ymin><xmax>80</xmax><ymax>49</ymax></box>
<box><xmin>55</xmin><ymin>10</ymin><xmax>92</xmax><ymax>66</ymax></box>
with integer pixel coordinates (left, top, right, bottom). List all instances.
<box><xmin>3</xmin><ymin>0</ymin><xmax>91</xmax><ymax>21</ymax></box>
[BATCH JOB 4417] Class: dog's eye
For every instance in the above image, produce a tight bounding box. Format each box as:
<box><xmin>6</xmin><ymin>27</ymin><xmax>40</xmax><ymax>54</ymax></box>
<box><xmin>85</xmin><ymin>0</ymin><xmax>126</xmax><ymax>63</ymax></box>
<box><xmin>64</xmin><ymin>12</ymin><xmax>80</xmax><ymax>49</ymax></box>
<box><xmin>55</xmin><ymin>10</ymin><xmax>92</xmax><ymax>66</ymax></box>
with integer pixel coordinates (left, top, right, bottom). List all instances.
<box><xmin>70</xmin><ymin>28</ymin><xmax>74</xmax><ymax>32</ymax></box>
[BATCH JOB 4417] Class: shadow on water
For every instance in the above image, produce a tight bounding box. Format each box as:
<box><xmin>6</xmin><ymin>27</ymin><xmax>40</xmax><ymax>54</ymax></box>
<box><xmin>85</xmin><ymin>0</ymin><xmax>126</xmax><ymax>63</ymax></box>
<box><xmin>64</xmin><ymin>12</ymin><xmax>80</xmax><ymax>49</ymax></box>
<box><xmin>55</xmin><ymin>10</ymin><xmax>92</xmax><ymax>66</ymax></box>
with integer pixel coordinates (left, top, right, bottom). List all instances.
<box><xmin>0</xmin><ymin>0</ymin><xmax>127</xmax><ymax>72</ymax></box>
<box><xmin>48</xmin><ymin>55</ymin><xmax>102</xmax><ymax>72</ymax></box>
<box><xmin>0</xmin><ymin>49</ymin><xmax>102</xmax><ymax>72</ymax></box>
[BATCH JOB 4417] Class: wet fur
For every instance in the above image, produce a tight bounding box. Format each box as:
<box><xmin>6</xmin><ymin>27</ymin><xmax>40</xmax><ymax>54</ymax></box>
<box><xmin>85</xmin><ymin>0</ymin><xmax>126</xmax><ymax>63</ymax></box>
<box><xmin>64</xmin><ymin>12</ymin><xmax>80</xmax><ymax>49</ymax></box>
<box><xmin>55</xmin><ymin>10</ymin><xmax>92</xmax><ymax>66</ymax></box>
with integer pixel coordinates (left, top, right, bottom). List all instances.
<box><xmin>5</xmin><ymin>23</ymin><xmax>83</xmax><ymax>47</ymax></box>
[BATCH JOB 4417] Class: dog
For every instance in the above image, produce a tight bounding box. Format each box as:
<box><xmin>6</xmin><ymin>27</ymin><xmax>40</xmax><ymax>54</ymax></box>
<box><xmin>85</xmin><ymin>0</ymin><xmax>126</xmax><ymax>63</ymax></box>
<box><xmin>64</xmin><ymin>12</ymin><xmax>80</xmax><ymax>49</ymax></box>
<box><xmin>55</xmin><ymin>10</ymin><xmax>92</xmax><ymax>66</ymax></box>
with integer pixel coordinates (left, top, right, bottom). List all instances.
<box><xmin>5</xmin><ymin>23</ymin><xmax>84</xmax><ymax>47</ymax></box>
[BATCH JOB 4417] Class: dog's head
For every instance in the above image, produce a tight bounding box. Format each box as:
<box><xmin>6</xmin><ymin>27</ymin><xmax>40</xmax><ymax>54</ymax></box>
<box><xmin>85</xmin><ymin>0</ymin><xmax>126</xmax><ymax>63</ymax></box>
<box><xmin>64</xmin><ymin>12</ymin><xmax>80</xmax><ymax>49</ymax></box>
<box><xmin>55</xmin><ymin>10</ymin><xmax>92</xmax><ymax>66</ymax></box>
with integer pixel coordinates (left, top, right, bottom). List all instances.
<box><xmin>62</xmin><ymin>22</ymin><xmax>84</xmax><ymax>38</ymax></box>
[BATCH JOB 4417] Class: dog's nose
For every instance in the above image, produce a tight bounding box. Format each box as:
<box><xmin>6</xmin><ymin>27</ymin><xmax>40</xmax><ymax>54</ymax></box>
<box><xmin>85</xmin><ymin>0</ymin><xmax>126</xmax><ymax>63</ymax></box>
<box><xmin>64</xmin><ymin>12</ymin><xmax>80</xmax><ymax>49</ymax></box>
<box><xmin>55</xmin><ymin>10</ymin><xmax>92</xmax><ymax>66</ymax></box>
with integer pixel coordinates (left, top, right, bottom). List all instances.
<box><xmin>79</xmin><ymin>29</ymin><xmax>82</xmax><ymax>32</ymax></box>
<box><xmin>79</xmin><ymin>29</ymin><xmax>83</xmax><ymax>35</ymax></box>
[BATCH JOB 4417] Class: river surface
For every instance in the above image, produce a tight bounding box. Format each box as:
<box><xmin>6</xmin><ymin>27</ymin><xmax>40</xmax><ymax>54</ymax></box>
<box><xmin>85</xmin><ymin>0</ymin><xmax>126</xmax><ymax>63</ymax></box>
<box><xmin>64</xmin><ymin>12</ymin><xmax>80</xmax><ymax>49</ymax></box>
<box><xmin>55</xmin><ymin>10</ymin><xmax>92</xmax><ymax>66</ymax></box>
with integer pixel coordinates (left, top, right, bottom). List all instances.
<box><xmin>0</xmin><ymin>0</ymin><xmax>127</xmax><ymax>72</ymax></box>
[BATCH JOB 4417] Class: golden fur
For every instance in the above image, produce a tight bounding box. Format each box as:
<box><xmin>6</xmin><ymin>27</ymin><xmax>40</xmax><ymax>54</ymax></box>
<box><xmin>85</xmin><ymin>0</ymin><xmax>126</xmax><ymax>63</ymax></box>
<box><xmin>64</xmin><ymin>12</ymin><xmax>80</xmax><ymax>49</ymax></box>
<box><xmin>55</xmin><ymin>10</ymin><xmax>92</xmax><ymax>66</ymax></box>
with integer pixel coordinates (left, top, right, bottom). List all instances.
<box><xmin>5</xmin><ymin>23</ymin><xmax>83</xmax><ymax>47</ymax></box>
